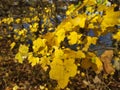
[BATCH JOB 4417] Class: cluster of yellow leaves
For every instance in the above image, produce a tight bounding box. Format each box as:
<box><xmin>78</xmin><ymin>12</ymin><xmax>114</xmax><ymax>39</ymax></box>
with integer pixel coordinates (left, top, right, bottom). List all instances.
<box><xmin>0</xmin><ymin>17</ymin><xmax>13</xmax><ymax>24</ymax></box>
<box><xmin>49</xmin><ymin>47</ymin><xmax>85</xmax><ymax>89</ymax></box>
<box><xmin>28</xmin><ymin>53</ymin><xmax>39</xmax><ymax>66</ymax></box>
<box><xmin>32</xmin><ymin>37</ymin><xmax>47</xmax><ymax>53</ymax></box>
<box><xmin>30</xmin><ymin>22</ymin><xmax>39</xmax><ymax>32</ymax></box>
<box><xmin>22</xmin><ymin>17</ymin><xmax>31</xmax><ymax>23</ymax></box>
<box><xmin>39</xmin><ymin>55</ymin><xmax>50</xmax><ymax>71</ymax></box>
<box><xmin>12</xmin><ymin>0</ymin><xmax>120</xmax><ymax>89</ymax></box>
<box><xmin>15</xmin><ymin>45</ymin><xmax>29</xmax><ymax>63</ymax></box>
<box><xmin>18</xmin><ymin>28</ymin><xmax>27</xmax><ymax>36</ymax></box>
<box><xmin>66</xmin><ymin>4</ymin><xmax>76</xmax><ymax>15</ymax></box>
<box><xmin>49</xmin><ymin>58</ymin><xmax>77</xmax><ymax>89</ymax></box>
<box><xmin>55</xmin><ymin>28</ymin><xmax>65</xmax><ymax>46</ymax></box>
<box><xmin>15</xmin><ymin>18</ymin><xmax>21</xmax><ymax>24</ymax></box>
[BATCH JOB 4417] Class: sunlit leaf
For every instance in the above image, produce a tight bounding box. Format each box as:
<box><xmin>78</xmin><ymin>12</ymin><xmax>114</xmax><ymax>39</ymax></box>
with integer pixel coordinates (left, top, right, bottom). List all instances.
<box><xmin>15</xmin><ymin>52</ymin><xmax>23</xmax><ymax>63</ymax></box>
<box><xmin>10</xmin><ymin>42</ymin><xmax>16</xmax><ymax>50</ymax></box>
<box><xmin>19</xmin><ymin>44</ymin><xmax>29</xmax><ymax>56</ymax></box>
<box><xmin>49</xmin><ymin>58</ymin><xmax>77</xmax><ymax>89</ymax></box>
<box><xmin>28</xmin><ymin>53</ymin><xmax>39</xmax><ymax>67</ymax></box>
<box><xmin>55</xmin><ymin>28</ymin><xmax>65</xmax><ymax>46</ymax></box>
<box><xmin>71</xmin><ymin>15</ymin><xmax>86</xmax><ymax>28</ymax></box>
<box><xmin>68</xmin><ymin>31</ymin><xmax>82</xmax><ymax>45</ymax></box>
<box><xmin>32</xmin><ymin>38</ymin><xmax>46</xmax><ymax>52</ymax></box>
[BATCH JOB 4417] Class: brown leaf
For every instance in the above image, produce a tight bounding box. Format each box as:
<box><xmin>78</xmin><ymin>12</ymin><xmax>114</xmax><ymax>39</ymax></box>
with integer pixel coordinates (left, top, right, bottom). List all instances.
<box><xmin>100</xmin><ymin>50</ymin><xmax>115</xmax><ymax>74</ymax></box>
<box><xmin>93</xmin><ymin>76</ymin><xmax>101</xmax><ymax>84</ymax></box>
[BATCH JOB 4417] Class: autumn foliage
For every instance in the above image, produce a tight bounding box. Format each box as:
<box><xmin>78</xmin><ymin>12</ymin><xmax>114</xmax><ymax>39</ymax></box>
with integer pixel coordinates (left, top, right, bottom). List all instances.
<box><xmin>0</xmin><ymin>0</ymin><xmax>120</xmax><ymax>89</ymax></box>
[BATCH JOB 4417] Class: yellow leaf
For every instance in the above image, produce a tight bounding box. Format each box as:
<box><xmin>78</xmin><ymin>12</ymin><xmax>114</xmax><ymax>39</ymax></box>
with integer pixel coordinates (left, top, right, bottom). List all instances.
<box><xmin>84</xmin><ymin>0</ymin><xmax>97</xmax><ymax>6</ymax></box>
<box><xmin>71</xmin><ymin>15</ymin><xmax>86</xmax><ymax>28</ymax></box>
<box><xmin>32</xmin><ymin>38</ymin><xmax>46</xmax><ymax>52</ymax></box>
<box><xmin>29</xmin><ymin>7</ymin><xmax>35</xmax><ymax>11</ymax></box>
<box><xmin>76</xmin><ymin>50</ymin><xmax>86</xmax><ymax>58</ymax></box>
<box><xmin>40</xmin><ymin>56</ymin><xmax>50</xmax><ymax>71</ymax></box>
<box><xmin>68</xmin><ymin>31</ymin><xmax>81</xmax><ymax>45</ymax></box>
<box><xmin>86</xmin><ymin>6</ymin><xmax>94</xmax><ymax>13</ymax></box>
<box><xmin>91</xmin><ymin>57</ymin><xmax>103</xmax><ymax>74</ymax></box>
<box><xmin>22</xmin><ymin>17</ymin><xmax>31</xmax><ymax>23</ymax></box>
<box><xmin>32</xmin><ymin>16</ymin><xmax>39</xmax><ymax>21</ymax></box>
<box><xmin>66</xmin><ymin>4</ymin><xmax>75</xmax><ymax>15</ymax></box>
<box><xmin>55</xmin><ymin>28</ymin><xmax>65</xmax><ymax>46</ymax></box>
<box><xmin>30</xmin><ymin>22</ymin><xmax>39</xmax><ymax>32</ymax></box>
<box><xmin>15</xmin><ymin>53</ymin><xmax>23</xmax><ymax>63</ymax></box>
<box><xmin>113</xmin><ymin>30</ymin><xmax>120</xmax><ymax>41</ymax></box>
<box><xmin>15</xmin><ymin>18</ymin><xmax>21</xmax><ymax>24</ymax></box>
<box><xmin>13</xmin><ymin>85</ymin><xmax>19</xmax><ymax>90</ymax></box>
<box><xmin>53</xmin><ymin>46</ymin><xmax>64</xmax><ymax>59</ymax></box>
<box><xmin>19</xmin><ymin>44</ymin><xmax>29</xmax><ymax>56</ymax></box>
<box><xmin>63</xmin><ymin>22</ymin><xmax>72</xmax><ymax>31</ymax></box>
<box><xmin>43</xmin><ymin>32</ymin><xmax>58</xmax><ymax>47</ymax></box>
<box><xmin>63</xmin><ymin>48</ymin><xmax>85</xmax><ymax>59</ymax></box>
<box><xmin>49</xmin><ymin>58</ymin><xmax>77</xmax><ymax>89</ymax></box>
<box><xmin>28</xmin><ymin>53</ymin><xmax>39</xmax><ymax>66</ymax></box>
<box><xmin>10</xmin><ymin>42</ymin><xmax>16</xmax><ymax>50</ymax></box>
<box><xmin>83</xmin><ymin>36</ymin><xmax>98</xmax><ymax>51</ymax></box>
<box><xmin>81</xmin><ymin>72</ymin><xmax>85</xmax><ymax>77</ymax></box>
<box><xmin>101</xmin><ymin>7</ymin><xmax>120</xmax><ymax>31</ymax></box>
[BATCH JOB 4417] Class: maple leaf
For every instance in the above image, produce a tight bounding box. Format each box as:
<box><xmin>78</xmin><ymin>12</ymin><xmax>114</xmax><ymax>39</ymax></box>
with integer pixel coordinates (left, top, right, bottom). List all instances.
<box><xmin>40</xmin><ymin>56</ymin><xmax>50</xmax><ymax>71</ymax></box>
<box><xmin>15</xmin><ymin>44</ymin><xmax>29</xmax><ymax>63</ymax></box>
<box><xmin>53</xmin><ymin>46</ymin><xmax>64</xmax><ymax>59</ymax></box>
<box><xmin>71</xmin><ymin>14</ymin><xmax>86</xmax><ymax>28</ymax></box>
<box><xmin>28</xmin><ymin>53</ymin><xmax>39</xmax><ymax>67</ymax></box>
<box><xmin>68</xmin><ymin>31</ymin><xmax>82</xmax><ymax>45</ymax></box>
<box><xmin>101</xmin><ymin>6</ymin><xmax>120</xmax><ymax>31</ymax></box>
<box><xmin>49</xmin><ymin>58</ymin><xmax>77</xmax><ymax>89</ymax></box>
<box><xmin>19</xmin><ymin>44</ymin><xmax>29</xmax><ymax>56</ymax></box>
<box><xmin>15</xmin><ymin>52</ymin><xmax>23</xmax><ymax>63</ymax></box>
<box><xmin>55</xmin><ymin>28</ymin><xmax>66</xmax><ymax>46</ymax></box>
<box><xmin>32</xmin><ymin>38</ymin><xmax>46</xmax><ymax>52</ymax></box>
<box><xmin>66</xmin><ymin>4</ymin><xmax>75</xmax><ymax>15</ymax></box>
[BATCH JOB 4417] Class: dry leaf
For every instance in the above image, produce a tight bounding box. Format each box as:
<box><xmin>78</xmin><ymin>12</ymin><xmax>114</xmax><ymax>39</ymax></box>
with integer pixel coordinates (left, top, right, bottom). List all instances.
<box><xmin>93</xmin><ymin>76</ymin><xmax>101</xmax><ymax>84</ymax></box>
<box><xmin>100</xmin><ymin>50</ymin><xmax>115</xmax><ymax>74</ymax></box>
